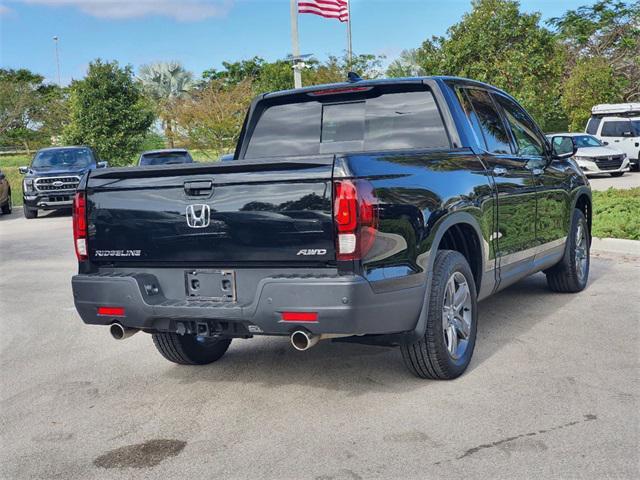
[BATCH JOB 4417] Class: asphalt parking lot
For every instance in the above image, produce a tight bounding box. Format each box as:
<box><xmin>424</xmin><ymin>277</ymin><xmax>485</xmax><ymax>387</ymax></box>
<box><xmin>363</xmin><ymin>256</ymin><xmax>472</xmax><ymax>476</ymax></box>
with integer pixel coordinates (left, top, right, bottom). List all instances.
<box><xmin>587</xmin><ymin>170</ymin><xmax>640</xmax><ymax>191</ymax></box>
<box><xmin>1</xmin><ymin>210</ymin><xmax>638</xmax><ymax>480</ymax></box>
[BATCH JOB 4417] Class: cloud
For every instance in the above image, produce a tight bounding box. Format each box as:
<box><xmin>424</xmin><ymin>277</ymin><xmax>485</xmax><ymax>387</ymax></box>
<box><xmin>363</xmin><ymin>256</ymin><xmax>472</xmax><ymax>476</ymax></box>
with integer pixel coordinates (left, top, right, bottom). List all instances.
<box><xmin>16</xmin><ymin>0</ymin><xmax>234</xmax><ymax>21</ymax></box>
<box><xmin>0</xmin><ymin>4</ymin><xmax>11</xmax><ymax>15</ymax></box>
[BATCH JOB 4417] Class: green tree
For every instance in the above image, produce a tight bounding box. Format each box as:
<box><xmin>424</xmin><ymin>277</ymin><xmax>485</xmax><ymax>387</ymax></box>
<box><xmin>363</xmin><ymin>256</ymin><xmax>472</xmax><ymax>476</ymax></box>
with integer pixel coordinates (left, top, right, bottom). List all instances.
<box><xmin>139</xmin><ymin>61</ymin><xmax>195</xmax><ymax>147</ymax></box>
<box><xmin>414</xmin><ymin>0</ymin><xmax>567</xmax><ymax>131</ymax></box>
<box><xmin>63</xmin><ymin>60</ymin><xmax>154</xmax><ymax>166</ymax></box>
<box><xmin>549</xmin><ymin>0</ymin><xmax>639</xmax><ymax>128</ymax></box>
<box><xmin>561</xmin><ymin>57</ymin><xmax>626</xmax><ymax>130</ymax></box>
<box><xmin>0</xmin><ymin>69</ymin><xmax>68</xmax><ymax>150</ymax></box>
<box><xmin>387</xmin><ymin>49</ymin><xmax>426</xmax><ymax>77</ymax></box>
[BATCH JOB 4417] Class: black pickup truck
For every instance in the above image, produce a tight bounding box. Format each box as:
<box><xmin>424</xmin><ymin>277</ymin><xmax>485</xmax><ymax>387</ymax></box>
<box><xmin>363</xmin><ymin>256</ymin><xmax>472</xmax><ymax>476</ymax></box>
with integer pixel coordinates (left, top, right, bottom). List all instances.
<box><xmin>72</xmin><ymin>77</ymin><xmax>591</xmax><ymax>379</ymax></box>
<box><xmin>20</xmin><ymin>146</ymin><xmax>107</xmax><ymax>219</ymax></box>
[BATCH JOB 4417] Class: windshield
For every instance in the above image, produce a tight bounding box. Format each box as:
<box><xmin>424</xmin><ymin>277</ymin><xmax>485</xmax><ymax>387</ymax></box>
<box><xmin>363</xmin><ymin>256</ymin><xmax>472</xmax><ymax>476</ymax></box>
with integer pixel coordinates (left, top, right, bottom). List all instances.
<box><xmin>32</xmin><ymin>148</ymin><xmax>94</xmax><ymax>169</ymax></box>
<box><xmin>572</xmin><ymin>135</ymin><xmax>602</xmax><ymax>148</ymax></box>
<box><xmin>139</xmin><ymin>152</ymin><xmax>192</xmax><ymax>166</ymax></box>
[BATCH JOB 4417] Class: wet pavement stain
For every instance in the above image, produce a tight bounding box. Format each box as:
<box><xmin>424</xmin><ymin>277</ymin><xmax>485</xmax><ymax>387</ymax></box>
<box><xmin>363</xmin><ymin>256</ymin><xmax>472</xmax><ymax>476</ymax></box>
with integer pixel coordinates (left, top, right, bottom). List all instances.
<box><xmin>94</xmin><ymin>439</ymin><xmax>187</xmax><ymax>469</ymax></box>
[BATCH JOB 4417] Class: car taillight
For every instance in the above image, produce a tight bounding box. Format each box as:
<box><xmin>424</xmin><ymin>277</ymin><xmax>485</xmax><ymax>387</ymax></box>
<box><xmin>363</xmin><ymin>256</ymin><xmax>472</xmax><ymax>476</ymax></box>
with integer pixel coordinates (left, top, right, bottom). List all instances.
<box><xmin>73</xmin><ymin>191</ymin><xmax>87</xmax><ymax>261</ymax></box>
<box><xmin>333</xmin><ymin>180</ymin><xmax>377</xmax><ymax>261</ymax></box>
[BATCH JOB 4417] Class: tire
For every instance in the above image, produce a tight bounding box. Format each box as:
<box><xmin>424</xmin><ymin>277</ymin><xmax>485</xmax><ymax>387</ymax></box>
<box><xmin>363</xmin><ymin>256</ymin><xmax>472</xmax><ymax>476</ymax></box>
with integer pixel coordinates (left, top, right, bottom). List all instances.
<box><xmin>152</xmin><ymin>332</ymin><xmax>231</xmax><ymax>365</ymax></box>
<box><xmin>23</xmin><ymin>206</ymin><xmax>37</xmax><ymax>219</ymax></box>
<box><xmin>610</xmin><ymin>172</ymin><xmax>624</xmax><ymax>177</ymax></box>
<box><xmin>401</xmin><ymin>250</ymin><xmax>478</xmax><ymax>380</ymax></box>
<box><xmin>545</xmin><ymin>209</ymin><xmax>590</xmax><ymax>293</ymax></box>
<box><xmin>1</xmin><ymin>191</ymin><xmax>11</xmax><ymax>214</ymax></box>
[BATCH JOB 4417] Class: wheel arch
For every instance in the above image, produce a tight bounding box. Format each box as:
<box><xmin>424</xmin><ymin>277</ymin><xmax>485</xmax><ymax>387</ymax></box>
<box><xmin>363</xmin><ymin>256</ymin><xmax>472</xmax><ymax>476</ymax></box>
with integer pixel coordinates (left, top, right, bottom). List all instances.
<box><xmin>398</xmin><ymin>211</ymin><xmax>489</xmax><ymax>345</ymax></box>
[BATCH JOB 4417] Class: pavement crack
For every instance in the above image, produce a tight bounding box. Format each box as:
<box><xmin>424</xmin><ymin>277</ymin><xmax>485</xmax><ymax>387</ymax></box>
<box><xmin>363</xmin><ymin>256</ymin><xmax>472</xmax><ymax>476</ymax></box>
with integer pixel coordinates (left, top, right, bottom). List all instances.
<box><xmin>434</xmin><ymin>414</ymin><xmax>597</xmax><ymax>464</ymax></box>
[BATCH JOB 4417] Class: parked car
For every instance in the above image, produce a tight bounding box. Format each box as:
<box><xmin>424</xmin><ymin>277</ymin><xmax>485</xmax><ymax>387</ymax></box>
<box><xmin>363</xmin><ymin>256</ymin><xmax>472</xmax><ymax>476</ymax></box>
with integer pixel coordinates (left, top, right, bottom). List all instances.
<box><xmin>138</xmin><ymin>149</ymin><xmax>194</xmax><ymax>166</ymax></box>
<box><xmin>586</xmin><ymin>103</ymin><xmax>640</xmax><ymax>171</ymax></box>
<box><xmin>547</xmin><ymin>133</ymin><xmax>629</xmax><ymax>177</ymax></box>
<box><xmin>0</xmin><ymin>169</ymin><xmax>12</xmax><ymax>215</ymax></box>
<box><xmin>19</xmin><ymin>146</ymin><xmax>107</xmax><ymax>219</ymax></box>
<box><xmin>71</xmin><ymin>77</ymin><xmax>591</xmax><ymax>380</ymax></box>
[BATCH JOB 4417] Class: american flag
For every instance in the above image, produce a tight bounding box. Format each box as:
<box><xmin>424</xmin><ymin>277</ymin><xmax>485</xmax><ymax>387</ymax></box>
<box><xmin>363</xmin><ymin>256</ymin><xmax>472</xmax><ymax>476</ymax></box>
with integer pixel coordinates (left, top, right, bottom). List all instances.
<box><xmin>298</xmin><ymin>0</ymin><xmax>349</xmax><ymax>23</ymax></box>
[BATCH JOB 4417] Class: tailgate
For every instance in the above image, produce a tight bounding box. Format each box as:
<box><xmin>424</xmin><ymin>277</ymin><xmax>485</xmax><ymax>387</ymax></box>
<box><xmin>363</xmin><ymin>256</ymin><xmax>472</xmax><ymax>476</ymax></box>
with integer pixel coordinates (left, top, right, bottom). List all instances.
<box><xmin>86</xmin><ymin>157</ymin><xmax>336</xmax><ymax>265</ymax></box>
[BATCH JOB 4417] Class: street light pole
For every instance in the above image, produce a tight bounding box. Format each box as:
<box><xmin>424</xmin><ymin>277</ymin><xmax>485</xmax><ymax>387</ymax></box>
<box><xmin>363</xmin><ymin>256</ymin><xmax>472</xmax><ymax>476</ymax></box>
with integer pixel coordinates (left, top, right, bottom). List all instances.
<box><xmin>53</xmin><ymin>36</ymin><xmax>61</xmax><ymax>85</ymax></box>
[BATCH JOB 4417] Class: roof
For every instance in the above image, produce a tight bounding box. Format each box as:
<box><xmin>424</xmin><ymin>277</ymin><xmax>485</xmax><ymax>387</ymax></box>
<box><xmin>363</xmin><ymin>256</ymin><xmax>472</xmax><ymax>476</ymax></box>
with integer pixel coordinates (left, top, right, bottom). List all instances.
<box><xmin>262</xmin><ymin>76</ymin><xmax>510</xmax><ymax>99</ymax></box>
<box><xmin>546</xmin><ymin>132</ymin><xmax>594</xmax><ymax>137</ymax></box>
<box><xmin>592</xmin><ymin>103</ymin><xmax>640</xmax><ymax>116</ymax></box>
<box><xmin>140</xmin><ymin>149</ymin><xmax>189</xmax><ymax>156</ymax></box>
<box><xmin>37</xmin><ymin>146</ymin><xmax>91</xmax><ymax>152</ymax></box>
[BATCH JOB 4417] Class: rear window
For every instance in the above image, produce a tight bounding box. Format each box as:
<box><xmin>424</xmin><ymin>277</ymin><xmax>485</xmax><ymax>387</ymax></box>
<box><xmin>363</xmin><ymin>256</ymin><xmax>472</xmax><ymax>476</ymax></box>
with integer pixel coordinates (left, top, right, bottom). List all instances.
<box><xmin>601</xmin><ymin>120</ymin><xmax>635</xmax><ymax>137</ymax></box>
<box><xmin>139</xmin><ymin>152</ymin><xmax>192</xmax><ymax>166</ymax></box>
<box><xmin>244</xmin><ymin>87</ymin><xmax>450</xmax><ymax>158</ymax></box>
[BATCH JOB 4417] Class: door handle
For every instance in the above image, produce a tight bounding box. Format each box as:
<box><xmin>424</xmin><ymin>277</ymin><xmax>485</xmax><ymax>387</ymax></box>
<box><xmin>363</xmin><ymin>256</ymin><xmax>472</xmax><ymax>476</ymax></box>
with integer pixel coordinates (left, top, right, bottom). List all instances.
<box><xmin>493</xmin><ymin>167</ymin><xmax>507</xmax><ymax>176</ymax></box>
<box><xmin>184</xmin><ymin>180</ymin><xmax>213</xmax><ymax>195</ymax></box>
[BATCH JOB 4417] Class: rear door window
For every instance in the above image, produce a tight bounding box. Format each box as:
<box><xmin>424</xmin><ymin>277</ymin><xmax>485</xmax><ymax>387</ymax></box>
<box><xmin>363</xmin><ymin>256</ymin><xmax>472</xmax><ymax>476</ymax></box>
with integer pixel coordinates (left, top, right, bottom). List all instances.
<box><xmin>244</xmin><ymin>87</ymin><xmax>450</xmax><ymax>158</ymax></box>
<box><xmin>601</xmin><ymin>120</ymin><xmax>634</xmax><ymax>137</ymax></box>
<box><xmin>458</xmin><ymin>88</ymin><xmax>512</xmax><ymax>154</ymax></box>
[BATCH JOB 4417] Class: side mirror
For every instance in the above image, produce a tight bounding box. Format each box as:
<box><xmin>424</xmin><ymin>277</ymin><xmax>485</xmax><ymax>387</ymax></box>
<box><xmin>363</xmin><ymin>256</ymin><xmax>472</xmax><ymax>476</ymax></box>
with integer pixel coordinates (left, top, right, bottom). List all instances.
<box><xmin>0</xmin><ymin>170</ymin><xmax>5</xmax><ymax>180</ymax></box>
<box><xmin>97</xmin><ymin>161</ymin><xmax>109</xmax><ymax>169</ymax></box>
<box><xmin>551</xmin><ymin>136</ymin><xmax>577</xmax><ymax>160</ymax></box>
<box><xmin>19</xmin><ymin>166</ymin><xmax>29</xmax><ymax>174</ymax></box>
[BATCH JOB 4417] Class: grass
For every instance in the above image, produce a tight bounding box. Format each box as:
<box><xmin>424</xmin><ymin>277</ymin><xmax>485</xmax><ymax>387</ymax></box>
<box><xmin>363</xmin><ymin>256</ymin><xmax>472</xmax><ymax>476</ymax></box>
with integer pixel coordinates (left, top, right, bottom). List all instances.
<box><xmin>592</xmin><ymin>187</ymin><xmax>640</xmax><ymax>241</ymax></box>
<box><xmin>0</xmin><ymin>154</ymin><xmax>31</xmax><ymax>207</ymax></box>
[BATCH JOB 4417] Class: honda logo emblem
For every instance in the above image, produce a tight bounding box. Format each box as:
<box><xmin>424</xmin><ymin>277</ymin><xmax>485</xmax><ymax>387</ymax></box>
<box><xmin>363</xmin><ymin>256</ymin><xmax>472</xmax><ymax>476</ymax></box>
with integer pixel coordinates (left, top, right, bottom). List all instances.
<box><xmin>186</xmin><ymin>204</ymin><xmax>210</xmax><ymax>228</ymax></box>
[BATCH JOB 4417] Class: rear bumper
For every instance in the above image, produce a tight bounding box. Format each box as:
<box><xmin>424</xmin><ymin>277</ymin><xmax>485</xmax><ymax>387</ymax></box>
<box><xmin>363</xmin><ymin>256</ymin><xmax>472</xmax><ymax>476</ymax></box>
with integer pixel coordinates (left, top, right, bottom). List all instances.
<box><xmin>72</xmin><ymin>271</ymin><xmax>424</xmax><ymax>336</ymax></box>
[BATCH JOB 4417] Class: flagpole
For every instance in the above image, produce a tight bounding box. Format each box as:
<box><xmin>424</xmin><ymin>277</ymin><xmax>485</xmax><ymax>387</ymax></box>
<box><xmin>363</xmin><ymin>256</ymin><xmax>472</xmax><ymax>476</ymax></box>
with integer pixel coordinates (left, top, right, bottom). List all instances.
<box><xmin>290</xmin><ymin>0</ymin><xmax>302</xmax><ymax>88</ymax></box>
<box><xmin>347</xmin><ymin>0</ymin><xmax>353</xmax><ymax>70</ymax></box>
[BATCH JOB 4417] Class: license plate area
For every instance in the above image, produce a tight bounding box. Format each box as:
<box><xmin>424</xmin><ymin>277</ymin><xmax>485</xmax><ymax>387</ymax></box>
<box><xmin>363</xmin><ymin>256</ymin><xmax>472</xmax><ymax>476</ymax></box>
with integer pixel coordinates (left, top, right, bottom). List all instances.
<box><xmin>185</xmin><ymin>270</ymin><xmax>236</xmax><ymax>302</ymax></box>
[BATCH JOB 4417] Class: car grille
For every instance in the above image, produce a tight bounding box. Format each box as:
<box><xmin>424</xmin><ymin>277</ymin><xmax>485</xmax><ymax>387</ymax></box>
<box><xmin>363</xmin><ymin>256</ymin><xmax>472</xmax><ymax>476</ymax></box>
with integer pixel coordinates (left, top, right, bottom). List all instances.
<box><xmin>594</xmin><ymin>155</ymin><xmax>625</xmax><ymax>171</ymax></box>
<box><xmin>35</xmin><ymin>176</ymin><xmax>80</xmax><ymax>192</ymax></box>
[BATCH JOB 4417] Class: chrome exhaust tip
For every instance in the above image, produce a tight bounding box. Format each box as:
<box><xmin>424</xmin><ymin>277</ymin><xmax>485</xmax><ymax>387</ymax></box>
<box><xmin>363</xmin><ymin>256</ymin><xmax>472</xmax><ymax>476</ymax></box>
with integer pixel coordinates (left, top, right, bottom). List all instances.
<box><xmin>109</xmin><ymin>323</ymin><xmax>139</xmax><ymax>341</ymax></box>
<box><xmin>290</xmin><ymin>330</ymin><xmax>320</xmax><ymax>351</ymax></box>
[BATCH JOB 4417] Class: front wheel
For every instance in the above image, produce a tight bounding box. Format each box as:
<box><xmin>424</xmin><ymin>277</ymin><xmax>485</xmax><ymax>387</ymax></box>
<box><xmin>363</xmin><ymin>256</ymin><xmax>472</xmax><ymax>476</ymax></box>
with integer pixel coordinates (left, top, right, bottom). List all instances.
<box><xmin>545</xmin><ymin>209</ymin><xmax>590</xmax><ymax>293</ymax></box>
<box><xmin>401</xmin><ymin>250</ymin><xmax>478</xmax><ymax>380</ymax></box>
<box><xmin>23</xmin><ymin>206</ymin><xmax>37</xmax><ymax>219</ymax></box>
<box><xmin>152</xmin><ymin>332</ymin><xmax>231</xmax><ymax>365</ymax></box>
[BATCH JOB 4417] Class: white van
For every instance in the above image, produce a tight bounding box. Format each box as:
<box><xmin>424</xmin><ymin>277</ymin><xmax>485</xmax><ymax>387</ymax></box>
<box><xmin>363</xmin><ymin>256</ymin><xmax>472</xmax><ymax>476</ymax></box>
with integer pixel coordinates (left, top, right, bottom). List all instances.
<box><xmin>586</xmin><ymin>103</ymin><xmax>640</xmax><ymax>171</ymax></box>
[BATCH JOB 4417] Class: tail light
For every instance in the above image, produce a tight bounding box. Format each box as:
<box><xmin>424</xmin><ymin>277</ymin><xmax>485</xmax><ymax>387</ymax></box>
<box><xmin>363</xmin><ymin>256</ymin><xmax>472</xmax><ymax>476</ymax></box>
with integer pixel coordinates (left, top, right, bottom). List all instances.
<box><xmin>333</xmin><ymin>180</ymin><xmax>378</xmax><ymax>261</ymax></box>
<box><xmin>73</xmin><ymin>191</ymin><xmax>88</xmax><ymax>261</ymax></box>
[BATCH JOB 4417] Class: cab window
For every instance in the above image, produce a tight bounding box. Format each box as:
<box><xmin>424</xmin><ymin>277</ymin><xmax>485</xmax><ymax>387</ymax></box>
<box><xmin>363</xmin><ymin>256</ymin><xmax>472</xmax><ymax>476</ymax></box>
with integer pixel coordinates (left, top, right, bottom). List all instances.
<box><xmin>458</xmin><ymin>88</ymin><xmax>512</xmax><ymax>155</ymax></box>
<box><xmin>494</xmin><ymin>94</ymin><xmax>545</xmax><ymax>157</ymax></box>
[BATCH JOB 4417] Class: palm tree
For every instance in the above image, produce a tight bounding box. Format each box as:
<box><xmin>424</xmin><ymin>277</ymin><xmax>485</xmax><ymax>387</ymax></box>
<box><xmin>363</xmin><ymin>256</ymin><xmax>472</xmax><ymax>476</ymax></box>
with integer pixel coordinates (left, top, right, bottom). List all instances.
<box><xmin>139</xmin><ymin>61</ymin><xmax>194</xmax><ymax>148</ymax></box>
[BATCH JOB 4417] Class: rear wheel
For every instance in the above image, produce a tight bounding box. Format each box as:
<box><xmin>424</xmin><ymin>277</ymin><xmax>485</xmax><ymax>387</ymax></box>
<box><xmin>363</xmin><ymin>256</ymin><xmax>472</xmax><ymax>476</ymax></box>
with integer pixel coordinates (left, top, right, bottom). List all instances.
<box><xmin>1</xmin><ymin>191</ymin><xmax>11</xmax><ymax>214</ymax></box>
<box><xmin>23</xmin><ymin>206</ymin><xmax>37</xmax><ymax>219</ymax></box>
<box><xmin>545</xmin><ymin>209</ymin><xmax>590</xmax><ymax>293</ymax></box>
<box><xmin>152</xmin><ymin>332</ymin><xmax>231</xmax><ymax>365</ymax></box>
<box><xmin>610</xmin><ymin>172</ymin><xmax>624</xmax><ymax>177</ymax></box>
<box><xmin>401</xmin><ymin>250</ymin><xmax>477</xmax><ymax>380</ymax></box>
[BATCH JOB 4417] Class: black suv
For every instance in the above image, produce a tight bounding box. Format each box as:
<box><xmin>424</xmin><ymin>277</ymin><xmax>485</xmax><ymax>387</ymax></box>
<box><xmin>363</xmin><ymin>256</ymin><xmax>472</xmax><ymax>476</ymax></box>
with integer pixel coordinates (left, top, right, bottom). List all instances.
<box><xmin>20</xmin><ymin>146</ymin><xmax>106</xmax><ymax>219</ymax></box>
<box><xmin>72</xmin><ymin>77</ymin><xmax>591</xmax><ymax>379</ymax></box>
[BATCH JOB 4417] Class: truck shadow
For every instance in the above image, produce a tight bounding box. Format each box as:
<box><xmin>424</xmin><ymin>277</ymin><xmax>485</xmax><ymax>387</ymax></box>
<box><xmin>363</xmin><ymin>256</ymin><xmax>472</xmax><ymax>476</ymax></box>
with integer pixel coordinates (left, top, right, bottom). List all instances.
<box><xmin>163</xmin><ymin>259</ymin><xmax>611</xmax><ymax>395</ymax></box>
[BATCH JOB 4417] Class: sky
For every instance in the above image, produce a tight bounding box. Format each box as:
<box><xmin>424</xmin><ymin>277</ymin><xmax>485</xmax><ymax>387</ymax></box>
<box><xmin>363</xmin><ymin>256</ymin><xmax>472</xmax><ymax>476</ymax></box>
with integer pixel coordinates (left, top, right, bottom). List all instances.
<box><xmin>0</xmin><ymin>0</ymin><xmax>591</xmax><ymax>84</ymax></box>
